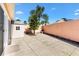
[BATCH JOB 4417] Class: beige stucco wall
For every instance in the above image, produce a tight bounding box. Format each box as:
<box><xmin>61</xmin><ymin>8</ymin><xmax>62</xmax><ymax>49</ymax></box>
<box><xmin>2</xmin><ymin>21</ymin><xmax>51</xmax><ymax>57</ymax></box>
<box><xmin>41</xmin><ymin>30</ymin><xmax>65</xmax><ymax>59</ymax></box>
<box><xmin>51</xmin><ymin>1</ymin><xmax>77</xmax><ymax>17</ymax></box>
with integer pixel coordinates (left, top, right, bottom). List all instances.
<box><xmin>4</xmin><ymin>3</ymin><xmax>15</xmax><ymax>21</ymax></box>
<box><xmin>43</xmin><ymin>20</ymin><xmax>79</xmax><ymax>42</ymax></box>
<box><xmin>0</xmin><ymin>3</ymin><xmax>15</xmax><ymax>21</ymax></box>
<box><xmin>56</xmin><ymin>20</ymin><xmax>65</xmax><ymax>23</ymax></box>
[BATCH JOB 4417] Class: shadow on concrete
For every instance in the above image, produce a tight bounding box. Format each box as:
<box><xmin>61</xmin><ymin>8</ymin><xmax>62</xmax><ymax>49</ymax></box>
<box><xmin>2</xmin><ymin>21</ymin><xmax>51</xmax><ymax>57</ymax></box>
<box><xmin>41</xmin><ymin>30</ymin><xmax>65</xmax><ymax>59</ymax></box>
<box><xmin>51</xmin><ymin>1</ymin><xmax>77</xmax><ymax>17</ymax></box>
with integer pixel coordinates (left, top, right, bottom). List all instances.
<box><xmin>24</xmin><ymin>32</ymin><xmax>37</xmax><ymax>36</ymax></box>
<box><xmin>43</xmin><ymin>32</ymin><xmax>79</xmax><ymax>47</ymax></box>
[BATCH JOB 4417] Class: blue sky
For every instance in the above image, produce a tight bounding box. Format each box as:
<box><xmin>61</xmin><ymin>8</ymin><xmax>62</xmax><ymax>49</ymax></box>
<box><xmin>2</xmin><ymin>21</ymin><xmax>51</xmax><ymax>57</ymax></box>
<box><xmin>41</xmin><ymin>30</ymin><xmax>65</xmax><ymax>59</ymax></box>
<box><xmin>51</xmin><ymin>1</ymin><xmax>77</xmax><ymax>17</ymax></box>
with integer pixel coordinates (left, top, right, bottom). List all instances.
<box><xmin>15</xmin><ymin>3</ymin><xmax>79</xmax><ymax>23</ymax></box>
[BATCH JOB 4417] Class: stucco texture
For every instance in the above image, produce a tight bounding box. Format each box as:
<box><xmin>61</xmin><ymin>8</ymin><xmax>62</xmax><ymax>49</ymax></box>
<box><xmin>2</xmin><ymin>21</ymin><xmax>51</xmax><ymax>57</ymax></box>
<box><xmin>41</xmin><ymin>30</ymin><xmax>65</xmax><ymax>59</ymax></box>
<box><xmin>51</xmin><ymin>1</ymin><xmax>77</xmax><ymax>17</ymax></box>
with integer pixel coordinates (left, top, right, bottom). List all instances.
<box><xmin>43</xmin><ymin>20</ymin><xmax>79</xmax><ymax>42</ymax></box>
<box><xmin>4</xmin><ymin>3</ymin><xmax>15</xmax><ymax>20</ymax></box>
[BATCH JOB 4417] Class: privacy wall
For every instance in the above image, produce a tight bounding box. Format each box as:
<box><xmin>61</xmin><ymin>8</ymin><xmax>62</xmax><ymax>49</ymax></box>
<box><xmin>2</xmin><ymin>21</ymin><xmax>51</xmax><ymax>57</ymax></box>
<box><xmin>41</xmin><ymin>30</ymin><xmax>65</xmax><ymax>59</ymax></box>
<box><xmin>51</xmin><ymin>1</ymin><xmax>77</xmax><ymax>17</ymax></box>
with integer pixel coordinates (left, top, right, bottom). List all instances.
<box><xmin>43</xmin><ymin>20</ymin><xmax>79</xmax><ymax>42</ymax></box>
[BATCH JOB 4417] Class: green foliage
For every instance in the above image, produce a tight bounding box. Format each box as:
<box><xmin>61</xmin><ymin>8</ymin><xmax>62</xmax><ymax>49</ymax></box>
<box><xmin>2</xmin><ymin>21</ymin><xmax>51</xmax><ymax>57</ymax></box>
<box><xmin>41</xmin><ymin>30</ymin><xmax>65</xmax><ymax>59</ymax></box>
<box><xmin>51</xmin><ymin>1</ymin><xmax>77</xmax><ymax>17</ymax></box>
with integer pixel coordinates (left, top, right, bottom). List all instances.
<box><xmin>30</xmin><ymin>10</ymin><xmax>36</xmax><ymax>15</ymax></box>
<box><xmin>42</xmin><ymin>14</ymin><xmax>49</xmax><ymax>25</ymax></box>
<box><xmin>28</xmin><ymin>14</ymin><xmax>40</xmax><ymax>30</ymax></box>
<box><xmin>28</xmin><ymin>5</ymin><xmax>49</xmax><ymax>34</ymax></box>
<box><xmin>61</xmin><ymin>18</ymin><xmax>68</xmax><ymax>21</ymax></box>
<box><xmin>24</xmin><ymin>21</ymin><xmax>27</xmax><ymax>24</ymax></box>
<box><xmin>16</xmin><ymin>19</ymin><xmax>21</xmax><ymax>21</ymax></box>
<box><xmin>41</xmin><ymin>20</ymin><xmax>45</xmax><ymax>25</ymax></box>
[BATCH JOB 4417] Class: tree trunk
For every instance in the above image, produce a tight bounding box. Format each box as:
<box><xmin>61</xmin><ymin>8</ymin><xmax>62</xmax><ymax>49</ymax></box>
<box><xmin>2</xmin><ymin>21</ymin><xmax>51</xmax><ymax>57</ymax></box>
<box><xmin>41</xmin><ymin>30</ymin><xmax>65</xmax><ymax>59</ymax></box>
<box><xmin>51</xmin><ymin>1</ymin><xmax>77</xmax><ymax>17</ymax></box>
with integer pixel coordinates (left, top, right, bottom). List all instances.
<box><xmin>45</xmin><ymin>23</ymin><xmax>46</xmax><ymax>26</ymax></box>
<box><xmin>33</xmin><ymin>30</ymin><xmax>35</xmax><ymax>35</ymax></box>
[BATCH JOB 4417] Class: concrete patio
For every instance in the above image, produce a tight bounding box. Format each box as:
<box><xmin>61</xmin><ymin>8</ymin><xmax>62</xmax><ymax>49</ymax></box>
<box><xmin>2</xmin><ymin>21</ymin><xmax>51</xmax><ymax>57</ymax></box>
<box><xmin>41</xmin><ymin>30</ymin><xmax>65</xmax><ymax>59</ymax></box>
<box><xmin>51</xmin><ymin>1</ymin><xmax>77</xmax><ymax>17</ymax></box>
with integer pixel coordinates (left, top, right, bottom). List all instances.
<box><xmin>4</xmin><ymin>33</ymin><xmax>79</xmax><ymax>56</ymax></box>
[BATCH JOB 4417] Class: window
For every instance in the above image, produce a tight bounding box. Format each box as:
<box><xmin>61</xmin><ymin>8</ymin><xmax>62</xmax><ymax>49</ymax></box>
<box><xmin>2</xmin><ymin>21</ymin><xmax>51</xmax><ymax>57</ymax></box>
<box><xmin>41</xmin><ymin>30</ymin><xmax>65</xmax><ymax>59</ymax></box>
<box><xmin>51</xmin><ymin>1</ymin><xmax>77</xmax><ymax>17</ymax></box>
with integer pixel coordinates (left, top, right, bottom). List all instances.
<box><xmin>16</xmin><ymin>26</ymin><xmax>20</xmax><ymax>30</ymax></box>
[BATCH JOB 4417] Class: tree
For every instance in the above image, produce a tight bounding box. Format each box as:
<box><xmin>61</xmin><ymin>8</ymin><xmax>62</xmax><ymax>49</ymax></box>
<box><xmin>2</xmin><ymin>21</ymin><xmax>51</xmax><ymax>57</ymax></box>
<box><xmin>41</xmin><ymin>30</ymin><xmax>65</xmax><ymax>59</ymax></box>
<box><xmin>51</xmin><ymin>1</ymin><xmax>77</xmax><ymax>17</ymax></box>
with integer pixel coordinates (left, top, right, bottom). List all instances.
<box><xmin>28</xmin><ymin>5</ymin><xmax>49</xmax><ymax>35</ymax></box>
<box><xmin>41</xmin><ymin>20</ymin><xmax>45</xmax><ymax>26</ymax></box>
<box><xmin>24</xmin><ymin>21</ymin><xmax>27</xmax><ymax>24</ymax></box>
<box><xmin>35</xmin><ymin>5</ymin><xmax>45</xmax><ymax>20</ymax></box>
<box><xmin>42</xmin><ymin>14</ymin><xmax>49</xmax><ymax>25</ymax></box>
<box><xmin>30</xmin><ymin>10</ymin><xmax>36</xmax><ymax>15</ymax></box>
<box><xmin>30</xmin><ymin>5</ymin><xmax>45</xmax><ymax>20</ymax></box>
<box><xmin>16</xmin><ymin>19</ymin><xmax>21</xmax><ymax>21</ymax></box>
<box><xmin>28</xmin><ymin>14</ymin><xmax>40</xmax><ymax>35</ymax></box>
<box><xmin>61</xmin><ymin>18</ymin><xmax>68</xmax><ymax>21</ymax></box>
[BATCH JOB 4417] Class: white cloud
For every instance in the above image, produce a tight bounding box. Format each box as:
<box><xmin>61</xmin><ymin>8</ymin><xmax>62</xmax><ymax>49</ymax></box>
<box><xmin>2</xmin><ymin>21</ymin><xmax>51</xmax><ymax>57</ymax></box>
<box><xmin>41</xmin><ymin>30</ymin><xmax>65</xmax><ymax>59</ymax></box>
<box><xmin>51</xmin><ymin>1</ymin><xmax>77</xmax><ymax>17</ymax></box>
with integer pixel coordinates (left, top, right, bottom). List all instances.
<box><xmin>16</xmin><ymin>11</ymin><xmax>23</xmax><ymax>15</ymax></box>
<box><xmin>74</xmin><ymin>9</ymin><xmax>79</xmax><ymax>12</ymax></box>
<box><xmin>15</xmin><ymin>17</ymin><xmax>19</xmax><ymax>19</ymax></box>
<box><xmin>74</xmin><ymin>9</ymin><xmax>79</xmax><ymax>16</ymax></box>
<box><xmin>51</xmin><ymin>8</ymin><xmax>56</xmax><ymax>10</ymax></box>
<box><xmin>74</xmin><ymin>12</ymin><xmax>79</xmax><ymax>15</ymax></box>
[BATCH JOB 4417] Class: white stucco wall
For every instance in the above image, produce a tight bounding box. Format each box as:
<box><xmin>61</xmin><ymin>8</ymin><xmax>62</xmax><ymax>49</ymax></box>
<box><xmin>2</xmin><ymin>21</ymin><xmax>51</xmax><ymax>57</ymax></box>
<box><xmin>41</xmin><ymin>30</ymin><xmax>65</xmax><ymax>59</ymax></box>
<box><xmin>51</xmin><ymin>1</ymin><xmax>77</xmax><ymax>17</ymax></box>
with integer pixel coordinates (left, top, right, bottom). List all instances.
<box><xmin>4</xmin><ymin>13</ymin><xmax>9</xmax><ymax>48</ymax></box>
<box><xmin>11</xmin><ymin>24</ymin><xmax>25</xmax><ymax>39</ymax></box>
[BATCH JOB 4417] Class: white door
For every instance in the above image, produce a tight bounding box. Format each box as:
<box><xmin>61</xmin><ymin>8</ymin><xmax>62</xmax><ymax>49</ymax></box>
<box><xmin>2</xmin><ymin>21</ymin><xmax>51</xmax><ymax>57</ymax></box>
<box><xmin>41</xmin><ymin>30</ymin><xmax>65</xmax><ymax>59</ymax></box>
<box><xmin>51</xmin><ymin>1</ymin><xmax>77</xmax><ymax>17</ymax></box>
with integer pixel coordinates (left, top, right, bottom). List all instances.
<box><xmin>0</xmin><ymin>6</ymin><xmax>4</xmax><ymax>55</ymax></box>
